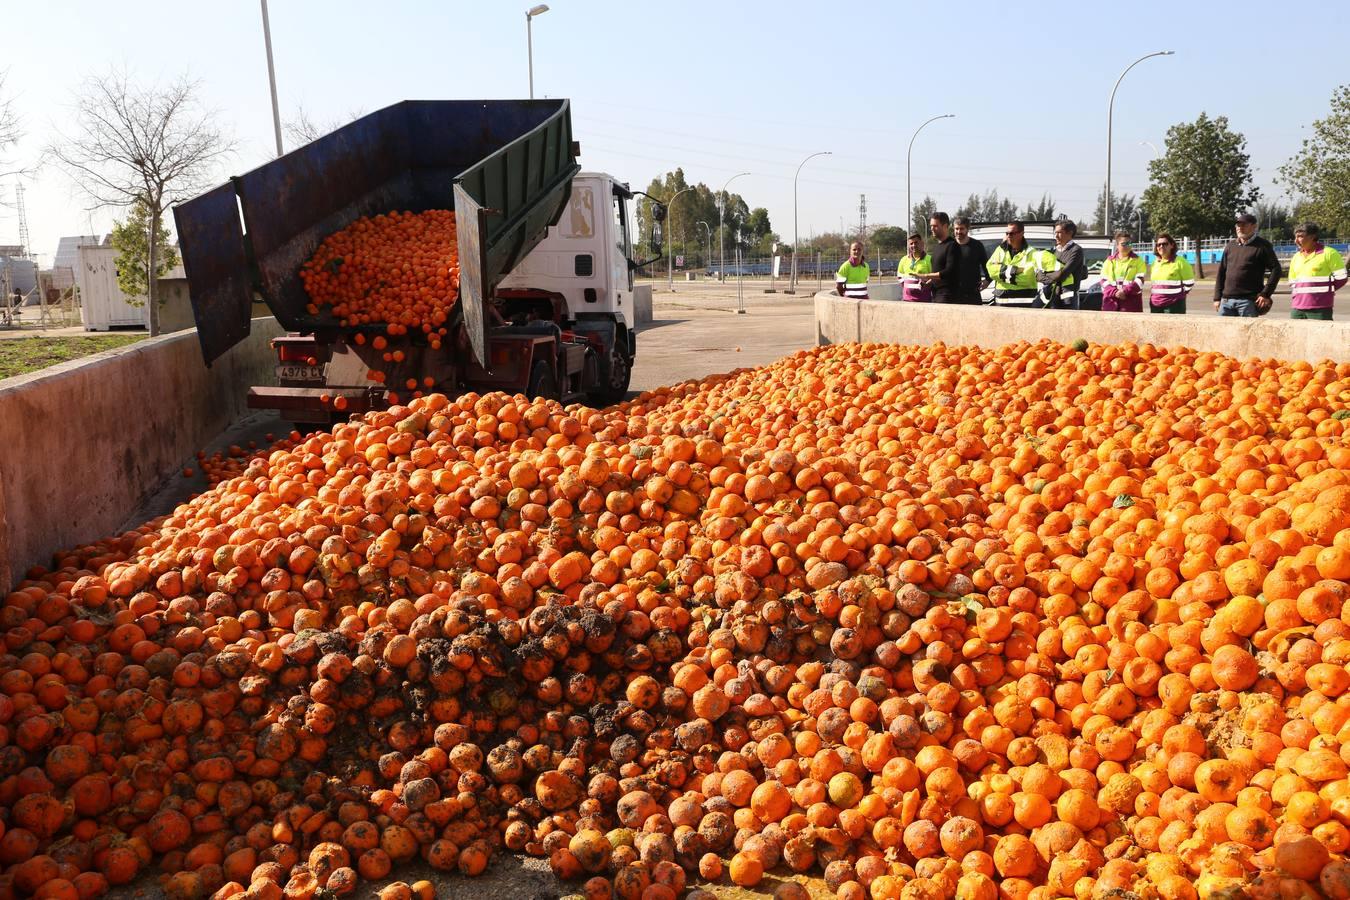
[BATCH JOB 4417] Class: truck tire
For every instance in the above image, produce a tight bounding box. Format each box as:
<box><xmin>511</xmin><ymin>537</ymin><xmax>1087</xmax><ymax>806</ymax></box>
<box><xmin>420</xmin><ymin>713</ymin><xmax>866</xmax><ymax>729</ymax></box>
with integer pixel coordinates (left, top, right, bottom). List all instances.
<box><xmin>589</xmin><ymin>345</ymin><xmax>631</xmax><ymax>405</ymax></box>
<box><xmin>527</xmin><ymin>359</ymin><xmax>559</xmax><ymax>400</ymax></box>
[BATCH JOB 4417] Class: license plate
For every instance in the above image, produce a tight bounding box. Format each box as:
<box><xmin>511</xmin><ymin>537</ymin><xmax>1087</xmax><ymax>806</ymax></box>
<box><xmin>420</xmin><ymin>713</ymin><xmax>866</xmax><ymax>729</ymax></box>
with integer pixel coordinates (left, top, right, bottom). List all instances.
<box><xmin>276</xmin><ymin>364</ymin><xmax>323</xmax><ymax>382</ymax></box>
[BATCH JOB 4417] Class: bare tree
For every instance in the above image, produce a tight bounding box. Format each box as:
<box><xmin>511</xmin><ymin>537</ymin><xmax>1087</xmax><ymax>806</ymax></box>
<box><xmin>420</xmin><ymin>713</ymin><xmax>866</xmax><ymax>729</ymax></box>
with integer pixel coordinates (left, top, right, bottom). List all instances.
<box><xmin>0</xmin><ymin>70</ymin><xmax>23</xmax><ymax>182</ymax></box>
<box><xmin>47</xmin><ymin>69</ymin><xmax>233</xmax><ymax>335</ymax></box>
<box><xmin>283</xmin><ymin>105</ymin><xmax>366</xmax><ymax>150</ymax></box>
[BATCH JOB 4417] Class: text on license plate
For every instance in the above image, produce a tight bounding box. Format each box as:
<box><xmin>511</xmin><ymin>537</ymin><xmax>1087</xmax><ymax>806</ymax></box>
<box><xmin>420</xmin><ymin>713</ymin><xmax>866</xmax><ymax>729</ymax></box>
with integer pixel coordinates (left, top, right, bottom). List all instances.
<box><xmin>277</xmin><ymin>364</ymin><xmax>323</xmax><ymax>382</ymax></box>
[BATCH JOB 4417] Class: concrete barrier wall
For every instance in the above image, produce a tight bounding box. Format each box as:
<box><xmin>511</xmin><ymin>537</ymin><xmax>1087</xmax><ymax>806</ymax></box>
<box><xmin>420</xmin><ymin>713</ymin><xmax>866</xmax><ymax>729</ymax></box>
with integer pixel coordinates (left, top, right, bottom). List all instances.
<box><xmin>0</xmin><ymin>318</ymin><xmax>285</xmax><ymax>591</ymax></box>
<box><xmin>815</xmin><ymin>293</ymin><xmax>1350</xmax><ymax>363</ymax></box>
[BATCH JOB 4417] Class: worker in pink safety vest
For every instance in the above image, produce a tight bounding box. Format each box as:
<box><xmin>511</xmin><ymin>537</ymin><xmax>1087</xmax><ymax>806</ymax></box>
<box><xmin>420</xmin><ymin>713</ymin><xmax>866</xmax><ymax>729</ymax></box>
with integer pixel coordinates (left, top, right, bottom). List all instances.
<box><xmin>1101</xmin><ymin>231</ymin><xmax>1146</xmax><ymax>313</ymax></box>
<box><xmin>1287</xmin><ymin>222</ymin><xmax>1347</xmax><ymax>320</ymax></box>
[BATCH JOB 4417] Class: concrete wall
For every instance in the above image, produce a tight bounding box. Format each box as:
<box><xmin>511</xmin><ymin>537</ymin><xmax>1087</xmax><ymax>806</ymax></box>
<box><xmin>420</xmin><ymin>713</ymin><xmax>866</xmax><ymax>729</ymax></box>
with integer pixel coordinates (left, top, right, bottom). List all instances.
<box><xmin>815</xmin><ymin>293</ymin><xmax>1350</xmax><ymax>363</ymax></box>
<box><xmin>0</xmin><ymin>318</ymin><xmax>284</xmax><ymax>591</ymax></box>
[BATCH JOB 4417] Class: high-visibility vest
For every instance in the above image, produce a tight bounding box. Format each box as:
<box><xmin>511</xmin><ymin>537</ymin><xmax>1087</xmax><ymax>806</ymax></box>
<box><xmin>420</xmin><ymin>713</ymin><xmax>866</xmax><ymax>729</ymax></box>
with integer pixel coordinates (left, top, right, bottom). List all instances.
<box><xmin>1288</xmin><ymin>245</ymin><xmax>1347</xmax><ymax>310</ymax></box>
<box><xmin>1149</xmin><ymin>256</ymin><xmax>1195</xmax><ymax>307</ymax></box>
<box><xmin>986</xmin><ymin>243</ymin><xmax>1040</xmax><ymax>297</ymax></box>
<box><xmin>896</xmin><ymin>253</ymin><xmax>933</xmax><ymax>301</ymax></box>
<box><xmin>836</xmin><ymin>260</ymin><xmax>870</xmax><ymax>299</ymax></box>
<box><xmin>1102</xmin><ymin>253</ymin><xmax>1146</xmax><ymax>305</ymax></box>
<box><xmin>1044</xmin><ymin>245</ymin><xmax>1079</xmax><ymax>293</ymax></box>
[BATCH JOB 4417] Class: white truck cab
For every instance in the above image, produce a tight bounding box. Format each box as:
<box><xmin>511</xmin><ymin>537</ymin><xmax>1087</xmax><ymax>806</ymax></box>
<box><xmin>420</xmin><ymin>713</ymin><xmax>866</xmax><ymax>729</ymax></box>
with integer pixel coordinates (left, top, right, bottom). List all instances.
<box><xmin>497</xmin><ymin>172</ymin><xmax>645</xmax><ymax>399</ymax></box>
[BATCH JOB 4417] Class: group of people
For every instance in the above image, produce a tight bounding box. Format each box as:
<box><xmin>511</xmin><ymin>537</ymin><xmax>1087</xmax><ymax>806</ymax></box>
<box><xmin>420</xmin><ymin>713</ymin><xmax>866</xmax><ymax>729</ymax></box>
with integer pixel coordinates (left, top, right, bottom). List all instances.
<box><xmin>835</xmin><ymin>211</ymin><xmax>1347</xmax><ymax>320</ymax></box>
<box><xmin>835</xmin><ymin>213</ymin><xmax>990</xmax><ymax>305</ymax></box>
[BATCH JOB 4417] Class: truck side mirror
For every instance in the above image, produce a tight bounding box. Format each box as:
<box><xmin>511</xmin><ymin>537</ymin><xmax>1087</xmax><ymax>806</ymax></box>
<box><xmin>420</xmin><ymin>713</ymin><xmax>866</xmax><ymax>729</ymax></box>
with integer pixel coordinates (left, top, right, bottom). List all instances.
<box><xmin>649</xmin><ymin>223</ymin><xmax>662</xmax><ymax>255</ymax></box>
<box><xmin>652</xmin><ymin>202</ymin><xmax>667</xmax><ymax>223</ymax></box>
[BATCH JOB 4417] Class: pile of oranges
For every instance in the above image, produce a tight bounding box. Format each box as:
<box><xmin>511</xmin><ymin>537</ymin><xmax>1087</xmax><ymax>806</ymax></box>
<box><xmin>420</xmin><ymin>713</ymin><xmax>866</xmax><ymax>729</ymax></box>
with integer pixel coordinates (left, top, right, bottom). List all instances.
<box><xmin>299</xmin><ymin>210</ymin><xmax>460</xmax><ymax>337</ymax></box>
<box><xmin>3</xmin><ymin>339</ymin><xmax>1350</xmax><ymax>900</ymax></box>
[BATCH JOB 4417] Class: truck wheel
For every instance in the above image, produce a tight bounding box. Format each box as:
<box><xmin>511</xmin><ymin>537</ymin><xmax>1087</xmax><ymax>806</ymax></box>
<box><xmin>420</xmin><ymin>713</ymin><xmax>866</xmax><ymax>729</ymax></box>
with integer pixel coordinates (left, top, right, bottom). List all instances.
<box><xmin>527</xmin><ymin>359</ymin><xmax>559</xmax><ymax>400</ymax></box>
<box><xmin>589</xmin><ymin>345</ymin><xmax>632</xmax><ymax>405</ymax></box>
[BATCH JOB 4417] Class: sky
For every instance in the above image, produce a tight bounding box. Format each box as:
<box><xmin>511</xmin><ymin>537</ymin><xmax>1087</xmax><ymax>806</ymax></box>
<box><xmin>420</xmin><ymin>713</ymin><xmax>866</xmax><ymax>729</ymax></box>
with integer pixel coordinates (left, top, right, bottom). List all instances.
<box><xmin>0</xmin><ymin>0</ymin><xmax>1344</xmax><ymax>266</ymax></box>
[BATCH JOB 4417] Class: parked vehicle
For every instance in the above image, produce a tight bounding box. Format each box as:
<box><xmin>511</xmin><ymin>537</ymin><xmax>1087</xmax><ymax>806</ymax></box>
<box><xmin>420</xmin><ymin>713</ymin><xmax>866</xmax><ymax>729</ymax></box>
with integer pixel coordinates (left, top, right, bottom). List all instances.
<box><xmin>969</xmin><ymin>222</ymin><xmax>1112</xmax><ymax>309</ymax></box>
<box><xmin>174</xmin><ymin>100</ymin><xmax>661</xmax><ymax>426</ymax></box>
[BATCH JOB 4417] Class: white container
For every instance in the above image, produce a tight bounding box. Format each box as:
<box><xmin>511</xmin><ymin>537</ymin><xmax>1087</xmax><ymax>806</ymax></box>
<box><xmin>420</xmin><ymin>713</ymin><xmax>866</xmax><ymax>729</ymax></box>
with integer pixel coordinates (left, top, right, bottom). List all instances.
<box><xmin>77</xmin><ymin>246</ymin><xmax>148</xmax><ymax>330</ymax></box>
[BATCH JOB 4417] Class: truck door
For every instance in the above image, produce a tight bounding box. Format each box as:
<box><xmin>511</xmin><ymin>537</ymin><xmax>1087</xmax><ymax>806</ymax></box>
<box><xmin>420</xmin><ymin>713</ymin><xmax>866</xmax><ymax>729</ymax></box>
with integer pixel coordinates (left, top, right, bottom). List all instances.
<box><xmin>611</xmin><ymin>188</ymin><xmax>632</xmax><ymax>311</ymax></box>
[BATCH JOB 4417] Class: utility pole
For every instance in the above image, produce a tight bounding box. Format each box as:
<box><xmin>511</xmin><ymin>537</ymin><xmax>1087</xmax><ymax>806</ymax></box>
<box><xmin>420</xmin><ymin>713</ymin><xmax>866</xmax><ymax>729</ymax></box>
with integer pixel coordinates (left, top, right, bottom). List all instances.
<box><xmin>260</xmin><ymin>0</ymin><xmax>284</xmax><ymax>156</ymax></box>
<box><xmin>858</xmin><ymin>194</ymin><xmax>867</xmax><ymax>246</ymax></box>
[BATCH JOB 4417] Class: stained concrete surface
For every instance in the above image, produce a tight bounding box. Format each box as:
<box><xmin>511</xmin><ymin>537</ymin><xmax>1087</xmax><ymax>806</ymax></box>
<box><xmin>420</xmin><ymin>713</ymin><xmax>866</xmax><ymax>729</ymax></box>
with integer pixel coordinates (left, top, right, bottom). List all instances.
<box><xmin>0</xmin><ymin>318</ymin><xmax>284</xmax><ymax>591</ymax></box>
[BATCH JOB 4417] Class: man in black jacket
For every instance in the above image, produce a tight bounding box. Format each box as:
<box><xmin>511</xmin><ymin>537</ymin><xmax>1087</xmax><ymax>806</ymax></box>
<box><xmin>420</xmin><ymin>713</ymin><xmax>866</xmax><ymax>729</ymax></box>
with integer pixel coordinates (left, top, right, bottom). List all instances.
<box><xmin>1214</xmin><ymin>212</ymin><xmax>1282</xmax><ymax>317</ymax></box>
<box><xmin>917</xmin><ymin>211</ymin><xmax>961</xmax><ymax>302</ymax></box>
<box><xmin>949</xmin><ymin>216</ymin><xmax>989</xmax><ymax>304</ymax></box>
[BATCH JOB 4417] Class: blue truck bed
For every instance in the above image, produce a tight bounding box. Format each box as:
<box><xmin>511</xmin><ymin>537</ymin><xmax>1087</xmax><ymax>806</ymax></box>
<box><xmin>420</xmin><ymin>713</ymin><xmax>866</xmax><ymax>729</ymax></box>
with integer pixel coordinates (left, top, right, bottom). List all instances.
<box><xmin>173</xmin><ymin>99</ymin><xmax>579</xmax><ymax>365</ymax></box>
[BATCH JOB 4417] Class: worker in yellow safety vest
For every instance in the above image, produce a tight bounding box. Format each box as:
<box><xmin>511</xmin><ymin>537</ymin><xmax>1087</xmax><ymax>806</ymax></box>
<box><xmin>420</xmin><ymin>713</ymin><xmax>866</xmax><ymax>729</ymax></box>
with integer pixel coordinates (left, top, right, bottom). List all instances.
<box><xmin>835</xmin><ymin>241</ymin><xmax>870</xmax><ymax>299</ymax></box>
<box><xmin>985</xmin><ymin>221</ymin><xmax>1041</xmax><ymax>305</ymax></box>
<box><xmin>896</xmin><ymin>234</ymin><xmax>933</xmax><ymax>301</ymax></box>
<box><xmin>1147</xmin><ymin>232</ymin><xmax>1194</xmax><ymax>314</ymax></box>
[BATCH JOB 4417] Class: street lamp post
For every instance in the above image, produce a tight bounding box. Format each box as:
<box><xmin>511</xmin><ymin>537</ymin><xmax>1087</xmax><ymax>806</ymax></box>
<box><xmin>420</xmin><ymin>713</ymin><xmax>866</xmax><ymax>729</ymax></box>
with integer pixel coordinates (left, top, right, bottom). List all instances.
<box><xmin>260</xmin><ymin>0</ymin><xmax>283</xmax><ymax>156</ymax></box>
<box><xmin>907</xmin><ymin>115</ymin><xmax>953</xmax><ymax>237</ymax></box>
<box><xmin>789</xmin><ymin>151</ymin><xmax>831</xmax><ymax>295</ymax></box>
<box><xmin>718</xmin><ymin>172</ymin><xmax>750</xmax><ymax>283</ymax></box>
<box><xmin>1107</xmin><ymin>51</ymin><xmax>1173</xmax><ymax>232</ymax></box>
<box><xmin>526</xmin><ymin>5</ymin><xmax>550</xmax><ymax>100</ymax></box>
<box><xmin>1140</xmin><ymin>140</ymin><xmax>1160</xmax><ymax>159</ymax></box>
<box><xmin>666</xmin><ymin>187</ymin><xmax>694</xmax><ymax>293</ymax></box>
<box><xmin>696</xmin><ymin>221</ymin><xmax>711</xmax><ymax>274</ymax></box>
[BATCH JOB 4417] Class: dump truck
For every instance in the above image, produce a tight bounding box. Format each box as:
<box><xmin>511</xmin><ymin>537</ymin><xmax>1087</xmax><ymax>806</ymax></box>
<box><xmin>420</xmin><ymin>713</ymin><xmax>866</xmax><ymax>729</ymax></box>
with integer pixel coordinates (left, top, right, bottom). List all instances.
<box><xmin>173</xmin><ymin>99</ymin><xmax>663</xmax><ymax>425</ymax></box>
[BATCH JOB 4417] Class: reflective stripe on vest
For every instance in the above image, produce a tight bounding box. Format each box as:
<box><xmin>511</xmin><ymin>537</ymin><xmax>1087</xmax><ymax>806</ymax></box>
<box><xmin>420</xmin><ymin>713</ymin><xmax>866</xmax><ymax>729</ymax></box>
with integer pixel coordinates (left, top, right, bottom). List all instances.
<box><xmin>1150</xmin><ymin>279</ymin><xmax>1195</xmax><ymax>296</ymax></box>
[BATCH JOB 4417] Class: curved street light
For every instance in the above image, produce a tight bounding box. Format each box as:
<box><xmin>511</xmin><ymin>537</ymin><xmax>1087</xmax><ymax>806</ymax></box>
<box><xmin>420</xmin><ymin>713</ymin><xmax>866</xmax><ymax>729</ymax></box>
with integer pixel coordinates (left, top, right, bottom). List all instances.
<box><xmin>718</xmin><ymin>172</ymin><xmax>750</xmax><ymax>283</ymax></box>
<box><xmin>907</xmin><ymin>115</ymin><xmax>954</xmax><ymax>237</ymax></box>
<box><xmin>665</xmin><ymin>187</ymin><xmax>695</xmax><ymax>292</ymax></box>
<box><xmin>526</xmin><ymin>5</ymin><xmax>550</xmax><ymax>100</ymax></box>
<box><xmin>1106</xmin><ymin>51</ymin><xmax>1173</xmax><ymax>231</ymax></box>
<box><xmin>696</xmin><ymin>221</ymin><xmax>711</xmax><ymax>273</ymax></box>
<box><xmin>789</xmin><ymin>152</ymin><xmax>831</xmax><ymax>294</ymax></box>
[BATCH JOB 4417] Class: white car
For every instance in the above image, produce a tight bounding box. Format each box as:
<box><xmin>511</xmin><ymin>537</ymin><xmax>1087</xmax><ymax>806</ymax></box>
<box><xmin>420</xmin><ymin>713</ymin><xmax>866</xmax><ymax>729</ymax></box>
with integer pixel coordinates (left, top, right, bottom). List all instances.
<box><xmin>969</xmin><ymin>222</ymin><xmax>1112</xmax><ymax>309</ymax></box>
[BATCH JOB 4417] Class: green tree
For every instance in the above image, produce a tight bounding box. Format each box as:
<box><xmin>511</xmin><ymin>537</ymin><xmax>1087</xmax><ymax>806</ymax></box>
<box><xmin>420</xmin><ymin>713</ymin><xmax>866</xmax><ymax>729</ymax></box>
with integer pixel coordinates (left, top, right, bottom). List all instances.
<box><xmin>870</xmin><ymin>225</ymin><xmax>907</xmax><ymax>254</ymax></box>
<box><xmin>638</xmin><ymin>169</ymin><xmax>756</xmax><ymax>267</ymax></box>
<box><xmin>746</xmin><ymin>207</ymin><xmax>772</xmax><ymax>239</ymax></box>
<box><xmin>110</xmin><ymin>198</ymin><xmax>179</xmax><ymax>302</ymax></box>
<box><xmin>1141</xmin><ymin>113</ymin><xmax>1257</xmax><ymax>277</ymax></box>
<box><xmin>910</xmin><ymin>197</ymin><xmax>937</xmax><ymax>236</ymax></box>
<box><xmin>1091</xmin><ymin>186</ymin><xmax>1138</xmax><ymax>234</ymax></box>
<box><xmin>957</xmin><ymin>189</ymin><xmax>1019</xmax><ymax>223</ymax></box>
<box><xmin>1278</xmin><ymin>85</ymin><xmax>1350</xmax><ymax>238</ymax></box>
<box><xmin>1023</xmin><ymin>193</ymin><xmax>1057</xmax><ymax>221</ymax></box>
<box><xmin>1254</xmin><ymin>200</ymin><xmax>1293</xmax><ymax>242</ymax></box>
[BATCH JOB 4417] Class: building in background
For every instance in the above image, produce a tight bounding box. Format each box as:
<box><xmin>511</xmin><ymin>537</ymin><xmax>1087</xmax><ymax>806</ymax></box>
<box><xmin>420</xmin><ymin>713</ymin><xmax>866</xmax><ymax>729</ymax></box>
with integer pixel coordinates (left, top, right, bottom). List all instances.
<box><xmin>53</xmin><ymin>235</ymin><xmax>105</xmax><ymax>272</ymax></box>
